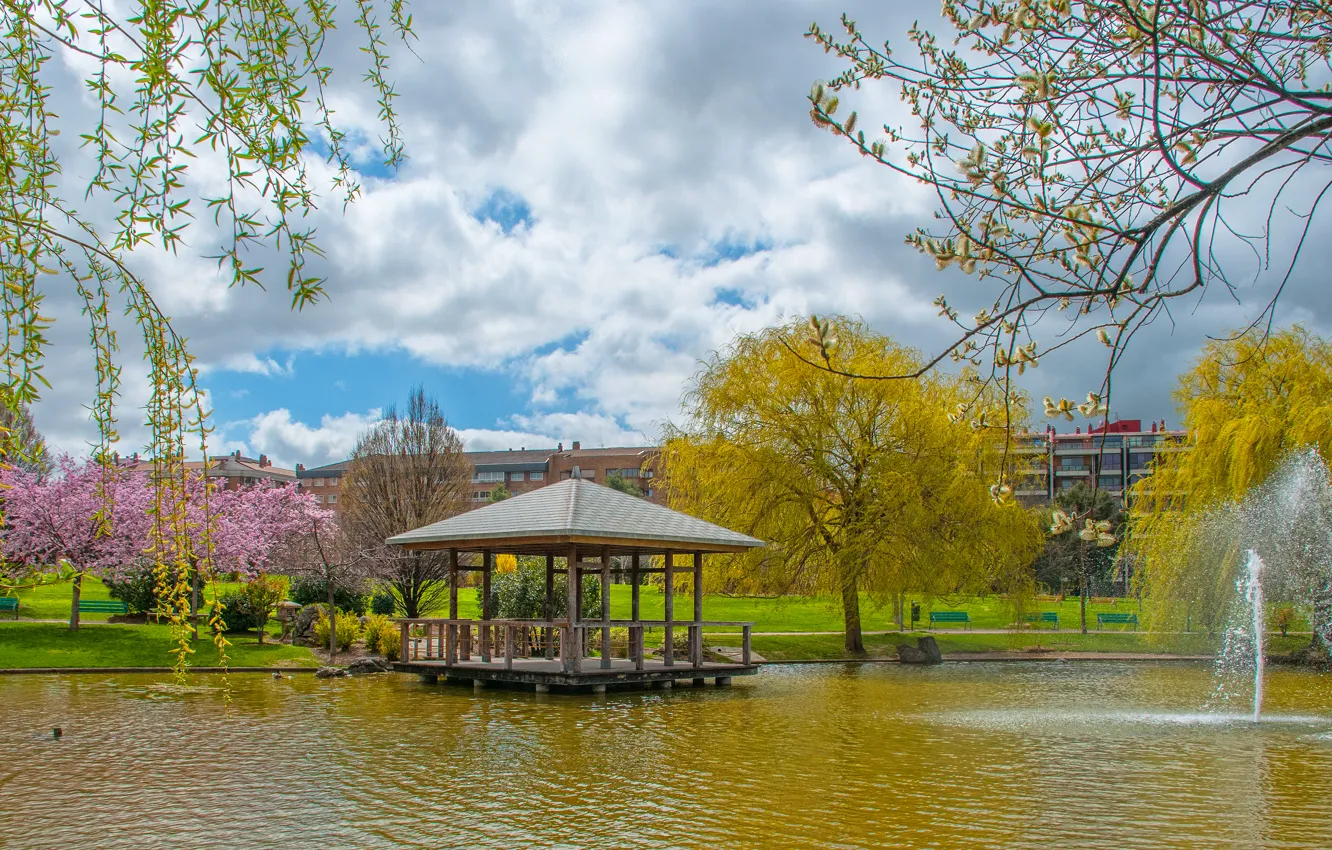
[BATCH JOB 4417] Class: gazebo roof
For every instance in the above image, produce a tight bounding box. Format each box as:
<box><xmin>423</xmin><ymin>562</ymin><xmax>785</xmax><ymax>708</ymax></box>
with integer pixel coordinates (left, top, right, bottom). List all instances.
<box><xmin>386</xmin><ymin>478</ymin><xmax>764</xmax><ymax>555</ymax></box>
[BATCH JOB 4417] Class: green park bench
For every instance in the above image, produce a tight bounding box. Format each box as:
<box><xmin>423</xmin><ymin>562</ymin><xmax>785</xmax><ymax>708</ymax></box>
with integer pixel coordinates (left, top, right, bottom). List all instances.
<box><xmin>0</xmin><ymin>597</ymin><xmax>18</xmax><ymax>619</ymax></box>
<box><xmin>928</xmin><ymin>611</ymin><xmax>972</xmax><ymax>630</ymax></box>
<box><xmin>1022</xmin><ymin>612</ymin><xmax>1059</xmax><ymax>629</ymax></box>
<box><xmin>1096</xmin><ymin>612</ymin><xmax>1139</xmax><ymax>631</ymax></box>
<box><xmin>77</xmin><ymin>600</ymin><xmax>128</xmax><ymax>616</ymax></box>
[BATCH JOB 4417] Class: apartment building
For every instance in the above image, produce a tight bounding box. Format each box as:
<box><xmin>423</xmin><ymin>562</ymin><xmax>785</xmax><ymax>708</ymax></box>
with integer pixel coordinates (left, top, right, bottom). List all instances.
<box><xmin>1012</xmin><ymin>418</ymin><xmax>1189</xmax><ymax>506</ymax></box>
<box><xmin>296</xmin><ymin>442</ymin><xmax>661</xmax><ymax>513</ymax></box>
<box><xmin>121</xmin><ymin>450</ymin><xmax>297</xmax><ymax>490</ymax></box>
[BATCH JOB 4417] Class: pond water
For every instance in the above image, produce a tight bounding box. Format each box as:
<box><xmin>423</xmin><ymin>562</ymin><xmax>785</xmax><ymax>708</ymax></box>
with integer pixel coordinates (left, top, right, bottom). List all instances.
<box><xmin>2</xmin><ymin>662</ymin><xmax>1332</xmax><ymax>848</ymax></box>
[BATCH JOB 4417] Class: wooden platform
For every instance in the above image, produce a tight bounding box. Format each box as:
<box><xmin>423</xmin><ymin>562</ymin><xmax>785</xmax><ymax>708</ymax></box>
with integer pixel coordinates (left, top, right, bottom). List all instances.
<box><xmin>395</xmin><ymin>654</ymin><xmax>758</xmax><ymax>692</ymax></box>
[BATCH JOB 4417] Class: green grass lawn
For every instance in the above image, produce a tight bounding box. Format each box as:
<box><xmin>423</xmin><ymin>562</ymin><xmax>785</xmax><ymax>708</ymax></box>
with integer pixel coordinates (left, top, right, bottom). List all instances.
<box><xmin>8</xmin><ymin>577</ymin><xmax>245</xmax><ymax>622</ymax></box>
<box><xmin>706</xmin><ymin>630</ymin><xmax>1313</xmax><ymax>661</ymax></box>
<box><xmin>0</xmin><ymin>622</ymin><xmax>318</xmax><ymax>669</ymax></box>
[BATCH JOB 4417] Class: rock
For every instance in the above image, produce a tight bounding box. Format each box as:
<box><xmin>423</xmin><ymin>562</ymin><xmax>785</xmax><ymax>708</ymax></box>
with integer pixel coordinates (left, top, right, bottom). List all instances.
<box><xmin>346</xmin><ymin>657</ymin><xmax>392</xmax><ymax>675</ymax></box>
<box><xmin>292</xmin><ymin>603</ymin><xmax>326</xmax><ymax>646</ymax></box>
<box><xmin>917</xmin><ymin>635</ymin><xmax>943</xmax><ymax>664</ymax></box>
<box><xmin>897</xmin><ymin>636</ymin><xmax>943</xmax><ymax>665</ymax></box>
<box><xmin>897</xmin><ymin>644</ymin><xmax>930</xmax><ymax>664</ymax></box>
<box><xmin>315</xmin><ymin>666</ymin><xmax>348</xmax><ymax>679</ymax></box>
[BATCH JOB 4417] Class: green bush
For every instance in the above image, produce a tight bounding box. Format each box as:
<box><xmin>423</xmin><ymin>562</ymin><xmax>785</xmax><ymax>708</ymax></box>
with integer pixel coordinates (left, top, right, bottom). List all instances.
<box><xmin>370</xmin><ymin>590</ymin><xmax>396</xmax><ymax>616</ymax></box>
<box><xmin>290</xmin><ymin>575</ymin><xmax>368</xmax><ymax>615</ymax></box>
<box><xmin>479</xmin><ymin>557</ymin><xmax>600</xmax><ymax>619</ymax></box>
<box><xmin>315</xmin><ymin>609</ymin><xmax>362</xmax><ymax>652</ymax></box>
<box><xmin>103</xmin><ymin>561</ymin><xmax>159</xmax><ymax>615</ymax></box>
<box><xmin>587</xmin><ymin>626</ymin><xmax>629</xmax><ymax>653</ymax></box>
<box><xmin>376</xmin><ymin>628</ymin><xmax>401</xmax><ymax>661</ymax></box>
<box><xmin>212</xmin><ymin>589</ymin><xmax>260</xmax><ymax>633</ymax></box>
<box><xmin>361</xmin><ymin>613</ymin><xmax>393</xmax><ymax>654</ymax></box>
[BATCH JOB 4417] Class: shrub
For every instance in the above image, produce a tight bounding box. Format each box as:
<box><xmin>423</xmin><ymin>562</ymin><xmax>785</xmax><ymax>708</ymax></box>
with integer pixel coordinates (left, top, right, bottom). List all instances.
<box><xmin>243</xmin><ymin>574</ymin><xmax>288</xmax><ymax>644</ymax></box>
<box><xmin>478</xmin><ymin>557</ymin><xmax>600</xmax><ymax>619</ymax></box>
<box><xmin>290</xmin><ymin>575</ymin><xmax>367</xmax><ymax>615</ymax></box>
<box><xmin>587</xmin><ymin>626</ymin><xmax>629</xmax><ymax>653</ymax></box>
<box><xmin>376</xmin><ymin>628</ymin><xmax>401</xmax><ymax>661</ymax></box>
<box><xmin>362</xmin><ymin>613</ymin><xmax>393</xmax><ymax>654</ymax></box>
<box><xmin>103</xmin><ymin>561</ymin><xmax>159</xmax><ymax>615</ymax></box>
<box><xmin>212</xmin><ymin>589</ymin><xmax>260</xmax><ymax>633</ymax></box>
<box><xmin>315</xmin><ymin>609</ymin><xmax>363</xmax><ymax>652</ymax></box>
<box><xmin>370</xmin><ymin>590</ymin><xmax>396</xmax><ymax>616</ymax></box>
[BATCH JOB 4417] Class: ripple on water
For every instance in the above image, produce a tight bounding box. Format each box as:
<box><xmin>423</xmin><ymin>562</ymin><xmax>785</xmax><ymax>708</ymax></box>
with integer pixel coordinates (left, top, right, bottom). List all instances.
<box><xmin>0</xmin><ymin>663</ymin><xmax>1331</xmax><ymax>849</ymax></box>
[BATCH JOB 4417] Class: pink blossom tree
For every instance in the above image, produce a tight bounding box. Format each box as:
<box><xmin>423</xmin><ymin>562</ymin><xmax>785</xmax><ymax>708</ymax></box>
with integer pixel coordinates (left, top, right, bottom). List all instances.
<box><xmin>0</xmin><ymin>457</ymin><xmax>153</xmax><ymax>628</ymax></box>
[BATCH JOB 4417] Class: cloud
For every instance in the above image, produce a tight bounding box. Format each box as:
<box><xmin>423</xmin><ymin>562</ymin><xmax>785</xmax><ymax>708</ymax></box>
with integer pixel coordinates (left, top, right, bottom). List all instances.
<box><xmin>27</xmin><ymin>0</ymin><xmax>1332</xmax><ymax>466</ymax></box>
<box><xmin>238</xmin><ymin>409</ymin><xmax>383</xmax><ymax>469</ymax></box>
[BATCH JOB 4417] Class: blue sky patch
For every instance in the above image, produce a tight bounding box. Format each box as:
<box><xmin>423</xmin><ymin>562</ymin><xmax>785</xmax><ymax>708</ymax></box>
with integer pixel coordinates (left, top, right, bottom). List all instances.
<box><xmin>712</xmin><ymin>287</ymin><xmax>756</xmax><ymax>308</ymax></box>
<box><xmin>203</xmin><ymin>348</ymin><xmax>540</xmax><ymax>442</ymax></box>
<box><xmin>701</xmin><ymin>235</ymin><xmax>772</xmax><ymax>267</ymax></box>
<box><xmin>473</xmin><ymin>188</ymin><xmax>535</xmax><ymax>235</ymax></box>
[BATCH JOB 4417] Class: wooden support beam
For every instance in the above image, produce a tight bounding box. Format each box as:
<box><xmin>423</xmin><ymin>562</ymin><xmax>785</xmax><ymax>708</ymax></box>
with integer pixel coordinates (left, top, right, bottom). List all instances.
<box><xmin>448</xmin><ymin>549</ymin><xmax>459</xmax><ymax>664</ymax></box>
<box><xmin>600</xmin><ymin>546</ymin><xmax>612</xmax><ymax>669</ymax></box>
<box><xmin>663</xmin><ymin>549</ymin><xmax>674</xmax><ymax>667</ymax></box>
<box><xmin>399</xmin><ymin>622</ymin><xmax>409</xmax><ymax>664</ymax></box>
<box><xmin>742</xmin><ymin>625</ymin><xmax>752</xmax><ymax>666</ymax></box>
<box><xmin>504</xmin><ymin>625</ymin><xmax>514</xmax><ymax>671</ymax></box>
<box><xmin>566</xmin><ymin>544</ymin><xmax>580</xmax><ymax>674</ymax></box>
<box><xmin>544</xmin><ymin>553</ymin><xmax>555</xmax><ymax>660</ymax></box>
<box><xmin>692</xmin><ymin>551</ymin><xmax>703</xmax><ymax>666</ymax></box>
<box><xmin>631</xmin><ymin>552</ymin><xmax>641</xmax><ymax>623</ymax></box>
<box><xmin>481</xmin><ymin>549</ymin><xmax>492</xmax><ymax>663</ymax></box>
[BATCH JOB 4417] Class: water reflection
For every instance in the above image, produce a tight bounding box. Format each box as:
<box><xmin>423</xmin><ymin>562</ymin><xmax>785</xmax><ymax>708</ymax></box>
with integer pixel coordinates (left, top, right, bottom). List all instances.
<box><xmin>0</xmin><ymin>663</ymin><xmax>1330</xmax><ymax>848</ymax></box>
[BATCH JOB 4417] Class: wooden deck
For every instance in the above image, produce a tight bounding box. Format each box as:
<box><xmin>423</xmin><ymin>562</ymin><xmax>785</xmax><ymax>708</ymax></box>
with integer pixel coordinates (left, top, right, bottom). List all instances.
<box><xmin>395</xmin><ymin>654</ymin><xmax>757</xmax><ymax>691</ymax></box>
<box><xmin>392</xmin><ymin>617</ymin><xmax>758</xmax><ymax>693</ymax></box>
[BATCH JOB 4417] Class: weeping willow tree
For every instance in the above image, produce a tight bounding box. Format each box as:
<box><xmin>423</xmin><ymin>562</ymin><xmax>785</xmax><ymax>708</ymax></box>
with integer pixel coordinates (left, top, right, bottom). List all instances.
<box><xmin>1128</xmin><ymin>327</ymin><xmax>1332</xmax><ymax>636</ymax></box>
<box><xmin>661</xmin><ymin>318</ymin><xmax>1044</xmax><ymax>654</ymax></box>
<box><xmin>0</xmin><ymin>2</ymin><xmax>413</xmax><ymax>676</ymax></box>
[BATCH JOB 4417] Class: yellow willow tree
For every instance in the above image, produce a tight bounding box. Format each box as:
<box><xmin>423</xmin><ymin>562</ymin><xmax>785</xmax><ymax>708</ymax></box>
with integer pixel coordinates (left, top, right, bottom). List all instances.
<box><xmin>0</xmin><ymin>2</ymin><xmax>413</xmax><ymax>676</ymax></box>
<box><xmin>661</xmin><ymin>318</ymin><xmax>1044</xmax><ymax>654</ymax></box>
<box><xmin>1128</xmin><ymin>326</ymin><xmax>1332</xmax><ymax>635</ymax></box>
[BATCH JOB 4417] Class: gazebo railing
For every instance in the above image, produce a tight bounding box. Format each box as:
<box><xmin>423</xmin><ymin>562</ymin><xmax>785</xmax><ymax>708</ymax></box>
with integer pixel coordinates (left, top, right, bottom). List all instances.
<box><xmin>395</xmin><ymin>618</ymin><xmax>754</xmax><ymax>673</ymax></box>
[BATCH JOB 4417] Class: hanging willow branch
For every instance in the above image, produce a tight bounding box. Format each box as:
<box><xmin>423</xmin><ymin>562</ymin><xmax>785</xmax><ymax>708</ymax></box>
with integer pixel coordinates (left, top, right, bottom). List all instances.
<box><xmin>0</xmin><ymin>0</ymin><xmax>414</xmax><ymax>676</ymax></box>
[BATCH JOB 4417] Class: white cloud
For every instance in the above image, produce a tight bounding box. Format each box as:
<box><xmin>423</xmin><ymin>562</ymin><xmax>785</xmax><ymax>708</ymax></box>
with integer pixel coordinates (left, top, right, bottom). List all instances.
<box><xmin>239</xmin><ymin>409</ymin><xmax>383</xmax><ymax>469</ymax></box>
<box><xmin>29</xmin><ymin>0</ymin><xmax>1332</xmax><ymax>463</ymax></box>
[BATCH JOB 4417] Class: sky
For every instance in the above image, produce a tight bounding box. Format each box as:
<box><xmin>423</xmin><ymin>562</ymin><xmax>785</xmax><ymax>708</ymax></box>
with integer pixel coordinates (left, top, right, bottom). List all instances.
<box><xmin>30</xmin><ymin>1</ymin><xmax>1332</xmax><ymax>470</ymax></box>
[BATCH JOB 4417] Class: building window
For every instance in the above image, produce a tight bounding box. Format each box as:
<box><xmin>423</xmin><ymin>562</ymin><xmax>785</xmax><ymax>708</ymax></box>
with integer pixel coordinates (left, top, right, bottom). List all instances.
<box><xmin>472</xmin><ymin>491</ymin><xmax>489</xmax><ymax>502</ymax></box>
<box><xmin>611</xmin><ymin>468</ymin><xmax>640</xmax><ymax>479</ymax></box>
<box><xmin>473</xmin><ymin>471</ymin><xmax>505</xmax><ymax>483</ymax></box>
<box><xmin>327</xmin><ymin>494</ymin><xmax>337</xmax><ymax>504</ymax></box>
<box><xmin>530</xmin><ymin>471</ymin><xmax>544</xmax><ymax>481</ymax></box>
<box><xmin>312</xmin><ymin>478</ymin><xmax>324</xmax><ymax>487</ymax></box>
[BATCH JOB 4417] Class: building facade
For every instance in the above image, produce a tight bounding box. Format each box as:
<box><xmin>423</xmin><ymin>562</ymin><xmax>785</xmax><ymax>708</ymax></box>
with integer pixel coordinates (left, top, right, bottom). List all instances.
<box><xmin>296</xmin><ymin>442</ymin><xmax>661</xmax><ymax>513</ymax></box>
<box><xmin>1012</xmin><ymin>418</ymin><xmax>1188</xmax><ymax>506</ymax></box>
<box><xmin>122</xmin><ymin>450</ymin><xmax>297</xmax><ymax>490</ymax></box>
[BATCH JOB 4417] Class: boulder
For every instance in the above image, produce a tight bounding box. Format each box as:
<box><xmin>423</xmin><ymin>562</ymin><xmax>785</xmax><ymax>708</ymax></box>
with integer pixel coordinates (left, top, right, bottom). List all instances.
<box><xmin>292</xmin><ymin>603</ymin><xmax>326</xmax><ymax>646</ymax></box>
<box><xmin>315</xmin><ymin>666</ymin><xmax>348</xmax><ymax>679</ymax></box>
<box><xmin>897</xmin><ymin>644</ymin><xmax>930</xmax><ymax>664</ymax></box>
<box><xmin>346</xmin><ymin>657</ymin><xmax>392</xmax><ymax>675</ymax></box>
<box><xmin>917</xmin><ymin>635</ymin><xmax>943</xmax><ymax>664</ymax></box>
<box><xmin>897</xmin><ymin>636</ymin><xmax>943</xmax><ymax>665</ymax></box>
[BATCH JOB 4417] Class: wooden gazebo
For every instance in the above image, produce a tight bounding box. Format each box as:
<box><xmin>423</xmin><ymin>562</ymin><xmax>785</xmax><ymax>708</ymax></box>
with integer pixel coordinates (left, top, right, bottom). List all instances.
<box><xmin>385</xmin><ymin>478</ymin><xmax>764</xmax><ymax>692</ymax></box>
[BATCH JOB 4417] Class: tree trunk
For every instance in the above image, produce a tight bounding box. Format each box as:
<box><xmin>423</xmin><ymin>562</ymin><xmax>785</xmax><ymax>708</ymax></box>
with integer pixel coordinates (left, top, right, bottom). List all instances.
<box><xmin>841</xmin><ymin>572</ymin><xmax>865</xmax><ymax>655</ymax></box>
<box><xmin>69</xmin><ymin>572</ymin><xmax>82</xmax><ymax>631</ymax></box>
<box><xmin>328</xmin><ymin>582</ymin><xmax>337</xmax><ymax>662</ymax></box>
<box><xmin>1079</xmin><ymin>545</ymin><xmax>1089</xmax><ymax>635</ymax></box>
<box><xmin>893</xmin><ymin>591</ymin><xmax>904</xmax><ymax>632</ymax></box>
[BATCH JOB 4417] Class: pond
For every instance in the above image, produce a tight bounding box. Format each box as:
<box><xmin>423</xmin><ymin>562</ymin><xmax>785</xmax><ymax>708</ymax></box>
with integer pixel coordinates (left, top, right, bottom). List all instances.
<box><xmin>2</xmin><ymin>662</ymin><xmax>1332</xmax><ymax>848</ymax></box>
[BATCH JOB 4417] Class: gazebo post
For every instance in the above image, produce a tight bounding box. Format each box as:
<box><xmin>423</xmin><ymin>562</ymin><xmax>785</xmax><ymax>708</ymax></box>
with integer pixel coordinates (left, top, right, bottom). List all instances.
<box><xmin>481</xmin><ymin>549</ymin><xmax>492</xmax><ymax>663</ymax></box>
<box><xmin>631</xmin><ymin>552</ymin><xmax>642</xmax><ymax>669</ymax></box>
<box><xmin>663</xmin><ymin>549</ymin><xmax>675</xmax><ymax>667</ymax></box>
<box><xmin>565</xmin><ymin>544</ymin><xmax>580</xmax><ymax>673</ymax></box>
<box><xmin>692</xmin><ymin>551</ymin><xmax>704</xmax><ymax>667</ymax></box>
<box><xmin>600</xmin><ymin>546</ymin><xmax>612</xmax><ymax>669</ymax></box>
<box><xmin>544</xmin><ymin>553</ymin><xmax>555</xmax><ymax>659</ymax></box>
<box><xmin>447</xmin><ymin>549</ymin><xmax>459</xmax><ymax>665</ymax></box>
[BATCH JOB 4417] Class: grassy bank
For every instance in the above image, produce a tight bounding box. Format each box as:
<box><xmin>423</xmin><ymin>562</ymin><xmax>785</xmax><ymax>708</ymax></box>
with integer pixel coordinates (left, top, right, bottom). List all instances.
<box><xmin>9</xmin><ymin>577</ymin><xmax>245</xmax><ymax>622</ymax></box>
<box><xmin>706</xmin><ymin>630</ymin><xmax>1313</xmax><ymax>661</ymax></box>
<box><xmin>0</xmin><ymin>623</ymin><xmax>318</xmax><ymax>669</ymax></box>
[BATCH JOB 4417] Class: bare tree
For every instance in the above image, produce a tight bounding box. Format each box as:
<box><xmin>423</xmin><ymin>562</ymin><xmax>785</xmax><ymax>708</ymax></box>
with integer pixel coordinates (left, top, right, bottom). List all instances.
<box><xmin>340</xmin><ymin>387</ymin><xmax>471</xmax><ymax>617</ymax></box>
<box><xmin>285</xmin><ymin>517</ymin><xmax>374</xmax><ymax>662</ymax></box>
<box><xmin>800</xmin><ymin>3</ymin><xmax>1332</xmax><ymax>444</ymax></box>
